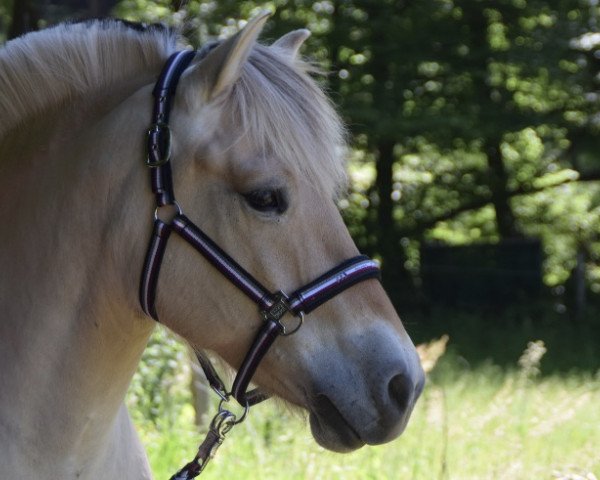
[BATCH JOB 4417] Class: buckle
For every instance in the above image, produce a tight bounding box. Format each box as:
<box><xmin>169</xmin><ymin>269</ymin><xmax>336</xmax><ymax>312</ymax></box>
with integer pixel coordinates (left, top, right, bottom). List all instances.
<box><xmin>260</xmin><ymin>291</ymin><xmax>303</xmax><ymax>336</ymax></box>
<box><xmin>146</xmin><ymin>123</ymin><xmax>172</xmax><ymax>167</ymax></box>
<box><xmin>261</xmin><ymin>291</ymin><xmax>290</xmax><ymax>323</ymax></box>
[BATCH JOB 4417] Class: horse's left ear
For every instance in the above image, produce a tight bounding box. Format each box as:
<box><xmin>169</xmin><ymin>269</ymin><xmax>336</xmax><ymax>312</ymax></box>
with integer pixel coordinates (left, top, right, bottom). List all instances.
<box><xmin>272</xmin><ymin>29</ymin><xmax>311</xmax><ymax>59</ymax></box>
<box><xmin>195</xmin><ymin>10</ymin><xmax>271</xmax><ymax>101</ymax></box>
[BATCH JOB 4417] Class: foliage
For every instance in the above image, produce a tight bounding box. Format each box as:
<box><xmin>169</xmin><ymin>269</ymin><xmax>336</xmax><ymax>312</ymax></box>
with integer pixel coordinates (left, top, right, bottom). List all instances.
<box><xmin>127</xmin><ymin>327</ymin><xmax>192</xmax><ymax>430</ymax></box>
<box><xmin>0</xmin><ymin>0</ymin><xmax>11</xmax><ymax>42</ymax></box>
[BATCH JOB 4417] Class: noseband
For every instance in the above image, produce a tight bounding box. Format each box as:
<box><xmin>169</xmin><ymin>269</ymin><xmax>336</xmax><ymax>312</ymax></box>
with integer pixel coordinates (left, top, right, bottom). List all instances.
<box><xmin>139</xmin><ymin>48</ymin><xmax>380</xmax><ymax>478</ymax></box>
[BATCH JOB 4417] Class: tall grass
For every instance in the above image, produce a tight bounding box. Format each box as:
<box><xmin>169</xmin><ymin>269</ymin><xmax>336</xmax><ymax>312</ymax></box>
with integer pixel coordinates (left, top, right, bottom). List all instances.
<box><xmin>128</xmin><ymin>310</ymin><xmax>600</xmax><ymax>479</ymax></box>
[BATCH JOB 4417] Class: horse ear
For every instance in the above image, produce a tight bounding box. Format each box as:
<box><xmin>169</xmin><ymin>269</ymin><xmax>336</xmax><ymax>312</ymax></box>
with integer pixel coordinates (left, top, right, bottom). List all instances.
<box><xmin>199</xmin><ymin>10</ymin><xmax>271</xmax><ymax>100</ymax></box>
<box><xmin>272</xmin><ymin>29</ymin><xmax>311</xmax><ymax>59</ymax></box>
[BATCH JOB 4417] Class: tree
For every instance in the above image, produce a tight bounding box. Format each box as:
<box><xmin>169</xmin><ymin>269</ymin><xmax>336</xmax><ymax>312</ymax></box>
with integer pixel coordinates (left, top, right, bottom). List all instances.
<box><xmin>329</xmin><ymin>0</ymin><xmax>600</xmax><ymax>296</ymax></box>
<box><xmin>0</xmin><ymin>0</ymin><xmax>119</xmax><ymax>41</ymax></box>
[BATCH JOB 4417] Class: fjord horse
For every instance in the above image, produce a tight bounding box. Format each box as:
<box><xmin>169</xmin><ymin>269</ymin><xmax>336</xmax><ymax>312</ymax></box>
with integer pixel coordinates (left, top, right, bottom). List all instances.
<box><xmin>0</xmin><ymin>13</ymin><xmax>424</xmax><ymax>479</ymax></box>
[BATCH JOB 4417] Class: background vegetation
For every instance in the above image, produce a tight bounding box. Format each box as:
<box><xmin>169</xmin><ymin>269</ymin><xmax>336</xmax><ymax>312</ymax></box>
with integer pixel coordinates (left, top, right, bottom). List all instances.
<box><xmin>2</xmin><ymin>1</ymin><xmax>599</xmax><ymax>478</ymax></box>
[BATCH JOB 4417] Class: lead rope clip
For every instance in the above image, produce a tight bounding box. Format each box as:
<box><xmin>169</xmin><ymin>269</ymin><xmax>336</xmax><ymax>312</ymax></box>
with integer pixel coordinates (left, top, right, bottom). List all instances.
<box><xmin>169</xmin><ymin>400</ymin><xmax>248</xmax><ymax>480</ymax></box>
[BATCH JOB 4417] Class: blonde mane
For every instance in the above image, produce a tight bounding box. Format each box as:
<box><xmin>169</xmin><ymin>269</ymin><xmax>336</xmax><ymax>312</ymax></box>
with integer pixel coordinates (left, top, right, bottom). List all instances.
<box><xmin>0</xmin><ymin>20</ymin><xmax>177</xmax><ymax>136</ymax></box>
<box><xmin>0</xmin><ymin>19</ymin><xmax>347</xmax><ymax>194</ymax></box>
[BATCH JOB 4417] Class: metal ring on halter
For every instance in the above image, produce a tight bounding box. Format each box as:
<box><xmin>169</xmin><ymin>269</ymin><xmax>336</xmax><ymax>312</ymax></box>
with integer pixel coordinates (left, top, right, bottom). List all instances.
<box><xmin>154</xmin><ymin>201</ymin><xmax>183</xmax><ymax>222</ymax></box>
<box><xmin>280</xmin><ymin>311</ymin><xmax>304</xmax><ymax>336</ymax></box>
<box><xmin>218</xmin><ymin>397</ymin><xmax>249</xmax><ymax>425</ymax></box>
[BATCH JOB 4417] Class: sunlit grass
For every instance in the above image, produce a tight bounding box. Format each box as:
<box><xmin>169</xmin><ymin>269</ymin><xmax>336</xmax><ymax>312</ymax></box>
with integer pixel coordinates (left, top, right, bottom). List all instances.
<box><xmin>130</xmin><ymin>346</ymin><xmax>600</xmax><ymax>480</ymax></box>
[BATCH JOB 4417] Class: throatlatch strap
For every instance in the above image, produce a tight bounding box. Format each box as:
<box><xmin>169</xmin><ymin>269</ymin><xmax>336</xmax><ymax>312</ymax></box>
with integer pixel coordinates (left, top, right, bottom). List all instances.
<box><xmin>194</xmin><ymin>351</ymin><xmax>228</xmax><ymax>397</ymax></box>
<box><xmin>140</xmin><ymin>220</ymin><xmax>172</xmax><ymax>320</ymax></box>
<box><xmin>196</xmin><ymin>350</ymin><xmax>269</xmax><ymax>406</ymax></box>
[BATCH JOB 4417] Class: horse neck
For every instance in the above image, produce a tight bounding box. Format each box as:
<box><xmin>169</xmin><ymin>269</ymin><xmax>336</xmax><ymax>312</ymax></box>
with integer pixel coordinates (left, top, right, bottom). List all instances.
<box><xmin>0</xmin><ymin>79</ymin><xmax>158</xmax><ymax>466</ymax></box>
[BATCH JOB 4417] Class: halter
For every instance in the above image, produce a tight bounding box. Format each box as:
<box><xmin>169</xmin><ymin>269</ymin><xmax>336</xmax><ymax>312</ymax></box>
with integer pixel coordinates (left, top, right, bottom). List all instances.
<box><xmin>140</xmin><ymin>47</ymin><xmax>381</xmax><ymax>479</ymax></box>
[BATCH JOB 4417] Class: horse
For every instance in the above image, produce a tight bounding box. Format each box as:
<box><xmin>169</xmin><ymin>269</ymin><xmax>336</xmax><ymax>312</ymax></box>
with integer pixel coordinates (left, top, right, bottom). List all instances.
<box><xmin>0</xmin><ymin>12</ymin><xmax>425</xmax><ymax>479</ymax></box>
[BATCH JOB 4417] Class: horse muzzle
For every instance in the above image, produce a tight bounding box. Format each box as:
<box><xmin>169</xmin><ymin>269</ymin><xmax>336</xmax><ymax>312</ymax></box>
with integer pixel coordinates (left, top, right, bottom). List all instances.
<box><xmin>305</xmin><ymin>327</ymin><xmax>425</xmax><ymax>452</ymax></box>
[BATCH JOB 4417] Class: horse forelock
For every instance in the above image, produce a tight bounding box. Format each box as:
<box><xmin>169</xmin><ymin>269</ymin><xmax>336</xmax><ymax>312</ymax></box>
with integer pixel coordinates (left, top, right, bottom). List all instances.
<box><xmin>0</xmin><ymin>19</ymin><xmax>178</xmax><ymax>137</ymax></box>
<box><xmin>223</xmin><ymin>44</ymin><xmax>348</xmax><ymax>198</ymax></box>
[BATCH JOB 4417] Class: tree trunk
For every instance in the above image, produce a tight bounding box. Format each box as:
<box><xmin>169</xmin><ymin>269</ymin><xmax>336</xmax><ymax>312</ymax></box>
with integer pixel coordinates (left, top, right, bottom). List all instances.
<box><xmin>88</xmin><ymin>0</ymin><xmax>118</xmax><ymax>17</ymax></box>
<box><xmin>485</xmin><ymin>140</ymin><xmax>521</xmax><ymax>239</ymax></box>
<box><xmin>575</xmin><ymin>247</ymin><xmax>587</xmax><ymax>319</ymax></box>
<box><xmin>8</xmin><ymin>0</ymin><xmax>39</xmax><ymax>40</ymax></box>
<box><xmin>374</xmin><ymin>140</ymin><xmax>415</xmax><ymax>303</ymax></box>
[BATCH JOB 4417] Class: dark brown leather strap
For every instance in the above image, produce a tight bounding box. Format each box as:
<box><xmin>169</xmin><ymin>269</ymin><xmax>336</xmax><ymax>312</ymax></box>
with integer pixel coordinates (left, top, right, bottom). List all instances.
<box><xmin>288</xmin><ymin>256</ymin><xmax>380</xmax><ymax>315</ymax></box>
<box><xmin>171</xmin><ymin>214</ymin><xmax>272</xmax><ymax>310</ymax></box>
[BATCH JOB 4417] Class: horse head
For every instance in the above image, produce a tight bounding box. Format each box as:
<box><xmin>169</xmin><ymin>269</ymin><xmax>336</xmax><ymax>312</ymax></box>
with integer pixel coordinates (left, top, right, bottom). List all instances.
<box><xmin>149</xmin><ymin>13</ymin><xmax>425</xmax><ymax>452</ymax></box>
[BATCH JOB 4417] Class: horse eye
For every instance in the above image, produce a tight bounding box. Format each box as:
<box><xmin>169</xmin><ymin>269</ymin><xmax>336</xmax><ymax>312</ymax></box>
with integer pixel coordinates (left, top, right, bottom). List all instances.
<box><xmin>243</xmin><ymin>189</ymin><xmax>287</xmax><ymax>214</ymax></box>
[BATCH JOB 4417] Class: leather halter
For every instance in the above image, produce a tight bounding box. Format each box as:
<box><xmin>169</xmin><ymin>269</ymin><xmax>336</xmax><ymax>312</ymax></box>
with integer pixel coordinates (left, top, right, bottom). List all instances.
<box><xmin>139</xmin><ymin>48</ymin><xmax>381</xmax><ymax>477</ymax></box>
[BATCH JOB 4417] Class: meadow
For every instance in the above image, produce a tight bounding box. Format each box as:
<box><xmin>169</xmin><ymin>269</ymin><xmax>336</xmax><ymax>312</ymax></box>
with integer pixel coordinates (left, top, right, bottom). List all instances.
<box><xmin>128</xmin><ymin>308</ymin><xmax>600</xmax><ymax>480</ymax></box>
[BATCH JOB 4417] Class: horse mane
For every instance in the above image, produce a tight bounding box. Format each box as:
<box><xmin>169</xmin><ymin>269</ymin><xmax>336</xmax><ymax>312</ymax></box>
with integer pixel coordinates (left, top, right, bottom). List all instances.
<box><xmin>0</xmin><ymin>19</ymin><xmax>347</xmax><ymax>195</ymax></box>
<box><xmin>0</xmin><ymin>19</ymin><xmax>177</xmax><ymax>136</ymax></box>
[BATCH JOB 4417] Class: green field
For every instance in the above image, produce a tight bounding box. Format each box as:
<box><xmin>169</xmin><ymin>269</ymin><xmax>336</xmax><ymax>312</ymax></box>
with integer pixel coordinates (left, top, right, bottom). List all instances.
<box><xmin>128</xmin><ymin>312</ymin><xmax>600</xmax><ymax>480</ymax></box>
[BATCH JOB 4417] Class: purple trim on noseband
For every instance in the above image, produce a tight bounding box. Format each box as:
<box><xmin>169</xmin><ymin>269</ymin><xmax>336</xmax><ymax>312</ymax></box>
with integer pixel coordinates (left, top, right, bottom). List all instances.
<box><xmin>288</xmin><ymin>257</ymin><xmax>380</xmax><ymax>315</ymax></box>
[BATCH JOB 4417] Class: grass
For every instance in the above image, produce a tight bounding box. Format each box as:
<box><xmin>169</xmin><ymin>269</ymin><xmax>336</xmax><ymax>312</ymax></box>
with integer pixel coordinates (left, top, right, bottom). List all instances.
<box><xmin>129</xmin><ymin>308</ymin><xmax>600</xmax><ymax>479</ymax></box>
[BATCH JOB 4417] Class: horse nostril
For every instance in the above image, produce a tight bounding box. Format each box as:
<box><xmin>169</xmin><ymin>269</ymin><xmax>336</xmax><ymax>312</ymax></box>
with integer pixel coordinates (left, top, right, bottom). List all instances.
<box><xmin>388</xmin><ymin>373</ymin><xmax>413</xmax><ymax>412</ymax></box>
